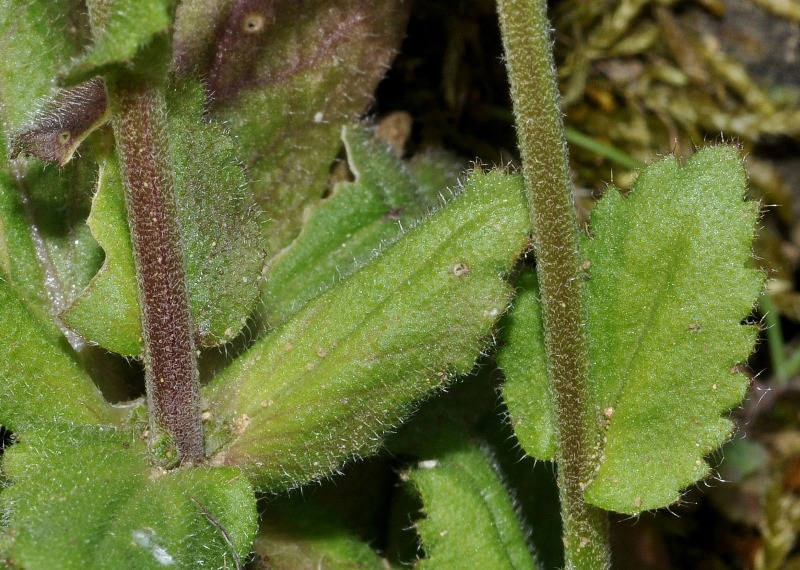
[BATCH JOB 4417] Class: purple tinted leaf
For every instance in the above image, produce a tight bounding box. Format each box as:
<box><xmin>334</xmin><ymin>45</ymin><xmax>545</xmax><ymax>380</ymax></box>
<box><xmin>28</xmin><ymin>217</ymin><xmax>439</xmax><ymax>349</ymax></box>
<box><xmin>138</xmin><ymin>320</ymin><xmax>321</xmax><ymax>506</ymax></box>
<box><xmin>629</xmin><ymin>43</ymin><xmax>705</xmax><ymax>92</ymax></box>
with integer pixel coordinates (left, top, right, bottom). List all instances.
<box><xmin>10</xmin><ymin>78</ymin><xmax>109</xmax><ymax>167</ymax></box>
<box><xmin>173</xmin><ymin>0</ymin><xmax>410</xmax><ymax>252</ymax></box>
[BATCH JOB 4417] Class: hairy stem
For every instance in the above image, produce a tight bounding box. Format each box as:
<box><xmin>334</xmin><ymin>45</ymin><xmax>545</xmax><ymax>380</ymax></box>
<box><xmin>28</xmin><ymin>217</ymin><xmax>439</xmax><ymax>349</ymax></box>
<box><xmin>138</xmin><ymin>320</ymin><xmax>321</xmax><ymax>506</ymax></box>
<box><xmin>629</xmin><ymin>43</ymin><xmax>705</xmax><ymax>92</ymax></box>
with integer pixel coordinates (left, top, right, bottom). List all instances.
<box><xmin>106</xmin><ymin>77</ymin><xmax>204</xmax><ymax>464</ymax></box>
<box><xmin>496</xmin><ymin>1</ymin><xmax>610</xmax><ymax>567</ymax></box>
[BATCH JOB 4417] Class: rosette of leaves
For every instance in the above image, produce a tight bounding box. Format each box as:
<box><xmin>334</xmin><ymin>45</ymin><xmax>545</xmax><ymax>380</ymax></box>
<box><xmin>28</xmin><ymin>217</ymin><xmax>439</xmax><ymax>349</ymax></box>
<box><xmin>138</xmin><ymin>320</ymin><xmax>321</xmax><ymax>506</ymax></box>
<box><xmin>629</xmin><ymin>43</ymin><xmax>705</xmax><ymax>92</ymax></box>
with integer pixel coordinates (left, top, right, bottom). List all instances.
<box><xmin>0</xmin><ymin>1</ymin><xmax>535</xmax><ymax>566</ymax></box>
<box><xmin>0</xmin><ymin>0</ymin><xmax>765</xmax><ymax>568</ymax></box>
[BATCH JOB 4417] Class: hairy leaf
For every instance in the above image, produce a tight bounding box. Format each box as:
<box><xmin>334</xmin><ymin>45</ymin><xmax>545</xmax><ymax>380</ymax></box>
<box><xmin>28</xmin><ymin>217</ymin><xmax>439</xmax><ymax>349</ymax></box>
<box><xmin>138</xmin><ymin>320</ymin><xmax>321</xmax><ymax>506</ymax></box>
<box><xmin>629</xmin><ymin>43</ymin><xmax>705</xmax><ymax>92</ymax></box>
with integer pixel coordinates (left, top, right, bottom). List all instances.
<box><xmin>61</xmin><ymin>155</ymin><xmax>141</xmax><ymax>356</ymax></box>
<box><xmin>387</xmin><ymin>367</ymin><xmax>563</xmax><ymax>568</ymax></box>
<box><xmin>0</xmin><ymin>0</ymin><xmax>88</xmax><ymax>140</ymax></box>
<box><xmin>203</xmin><ymin>169</ymin><xmax>529</xmax><ymax>490</ymax></box>
<box><xmin>68</xmin><ymin>0</ymin><xmax>173</xmax><ymax>82</ymax></box>
<box><xmin>0</xmin><ymin>174</ymin><xmax>54</xmax><ymax>336</ymax></box>
<box><xmin>0</xmin><ymin>280</ymin><xmax>117</xmax><ymax>431</ymax></box>
<box><xmin>498</xmin><ymin>147</ymin><xmax>762</xmax><ymax>514</ymax></box>
<box><xmin>0</xmin><ymin>3</ymin><xmax>108</xmax><ymax>336</ymax></box>
<box><xmin>63</xmin><ymin>81</ymin><xmax>264</xmax><ymax>353</ymax></box>
<box><xmin>1</xmin><ymin>423</ymin><xmax>257</xmax><ymax>569</ymax></box>
<box><xmin>0</xmin><ymin>1</ymin><xmax>103</xmax><ymax>328</ymax></box>
<box><xmin>173</xmin><ymin>0</ymin><xmax>410</xmax><ymax>253</ymax></box>
<box><xmin>583</xmin><ymin>147</ymin><xmax>762</xmax><ymax>513</ymax></box>
<box><xmin>409</xmin><ymin>438</ymin><xmax>537</xmax><ymax>570</ymax></box>
<box><xmin>10</xmin><ymin>79</ymin><xmax>109</xmax><ymax>167</ymax></box>
<box><xmin>251</xmin><ymin>503</ymin><xmax>385</xmax><ymax>570</ymax></box>
<box><xmin>497</xmin><ymin>271</ymin><xmax>555</xmax><ymax>460</ymax></box>
<box><xmin>0</xmin><ymin>156</ymin><xmax>105</xmax><ymax>345</ymax></box>
<box><xmin>406</xmin><ymin>149</ymin><xmax>467</xmax><ymax>214</ymax></box>
<box><xmin>0</xmin><ymin>0</ymin><xmax>112</xmax><ymax>334</ymax></box>
<box><xmin>168</xmin><ymin>81</ymin><xmax>264</xmax><ymax>347</ymax></box>
<box><xmin>259</xmin><ymin>124</ymin><xmax>422</xmax><ymax>327</ymax></box>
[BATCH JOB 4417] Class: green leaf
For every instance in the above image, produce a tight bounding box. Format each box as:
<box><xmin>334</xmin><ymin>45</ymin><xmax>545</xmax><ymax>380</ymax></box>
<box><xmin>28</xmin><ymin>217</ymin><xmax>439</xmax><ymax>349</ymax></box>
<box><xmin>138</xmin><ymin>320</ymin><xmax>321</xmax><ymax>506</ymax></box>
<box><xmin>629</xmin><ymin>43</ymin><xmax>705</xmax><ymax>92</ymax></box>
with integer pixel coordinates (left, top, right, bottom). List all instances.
<box><xmin>0</xmin><ymin>0</ymin><xmax>89</xmax><ymax>139</ymax></box>
<box><xmin>497</xmin><ymin>271</ymin><xmax>555</xmax><ymax>460</ymax></box>
<box><xmin>406</xmin><ymin>149</ymin><xmax>466</xmax><ymax>213</ymax></box>
<box><xmin>1</xmin><ymin>423</ymin><xmax>257</xmax><ymax>569</ymax></box>
<box><xmin>0</xmin><ymin>279</ymin><xmax>117</xmax><ymax>431</ymax></box>
<box><xmin>170</xmin><ymin>0</ymin><xmax>226</xmax><ymax>77</ymax></box>
<box><xmin>583</xmin><ymin>146</ymin><xmax>763</xmax><ymax>513</ymax></box>
<box><xmin>0</xmin><ymin>153</ymin><xmax>105</xmax><ymax>351</ymax></box>
<box><xmin>63</xmin><ymin>81</ymin><xmax>264</xmax><ymax>352</ymax></box>
<box><xmin>61</xmin><ymin>155</ymin><xmax>141</xmax><ymax>356</ymax></box>
<box><xmin>203</xmin><ymin>169</ymin><xmax>529</xmax><ymax>490</ymax></box>
<box><xmin>259</xmin><ymin>124</ymin><xmax>422</xmax><ymax>327</ymax></box>
<box><xmin>498</xmin><ymin>147</ymin><xmax>762</xmax><ymax>514</ymax></box>
<box><xmin>174</xmin><ymin>0</ymin><xmax>410</xmax><ymax>253</ymax></box>
<box><xmin>68</xmin><ymin>0</ymin><xmax>172</xmax><ymax>82</ymax></box>
<box><xmin>0</xmin><ymin>4</ymin><xmax>105</xmax><ymax>330</ymax></box>
<box><xmin>168</xmin><ymin>80</ymin><xmax>264</xmax><ymax>347</ymax></box>
<box><xmin>389</xmin><ymin>370</ymin><xmax>564</xmax><ymax>568</ymax></box>
<box><xmin>0</xmin><ymin>174</ymin><xmax>54</xmax><ymax>336</ymax></box>
<box><xmin>29</xmin><ymin>161</ymin><xmax>104</xmax><ymax>293</ymax></box>
<box><xmin>409</xmin><ymin>437</ymin><xmax>537</xmax><ymax>570</ymax></box>
<box><xmin>251</xmin><ymin>503</ymin><xmax>385</xmax><ymax>570</ymax></box>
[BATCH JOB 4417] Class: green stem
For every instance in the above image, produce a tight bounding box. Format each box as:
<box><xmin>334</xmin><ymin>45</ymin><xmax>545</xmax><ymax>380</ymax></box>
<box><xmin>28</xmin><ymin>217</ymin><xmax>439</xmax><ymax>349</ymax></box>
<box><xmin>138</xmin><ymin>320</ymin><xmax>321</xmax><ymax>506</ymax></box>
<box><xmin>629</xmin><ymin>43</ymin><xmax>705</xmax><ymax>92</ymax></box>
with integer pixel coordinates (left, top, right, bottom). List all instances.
<box><xmin>759</xmin><ymin>292</ymin><xmax>789</xmax><ymax>385</ymax></box>
<box><xmin>783</xmin><ymin>348</ymin><xmax>800</xmax><ymax>380</ymax></box>
<box><xmin>564</xmin><ymin>128</ymin><xmax>645</xmax><ymax>171</ymax></box>
<box><xmin>496</xmin><ymin>1</ymin><xmax>610</xmax><ymax>568</ymax></box>
<box><xmin>106</xmin><ymin>77</ymin><xmax>204</xmax><ymax>464</ymax></box>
